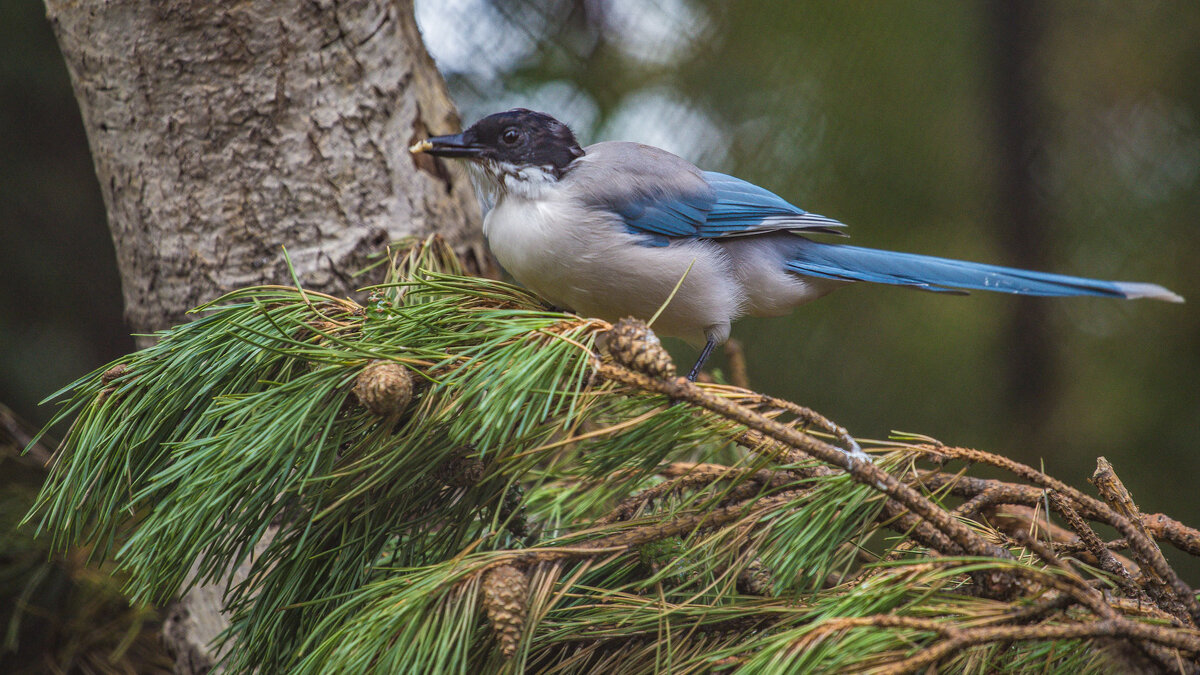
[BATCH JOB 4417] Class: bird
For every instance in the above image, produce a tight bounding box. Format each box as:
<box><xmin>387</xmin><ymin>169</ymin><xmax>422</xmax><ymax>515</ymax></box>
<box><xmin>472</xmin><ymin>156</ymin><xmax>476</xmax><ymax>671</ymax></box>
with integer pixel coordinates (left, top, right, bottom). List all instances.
<box><xmin>411</xmin><ymin>108</ymin><xmax>1183</xmax><ymax>382</ymax></box>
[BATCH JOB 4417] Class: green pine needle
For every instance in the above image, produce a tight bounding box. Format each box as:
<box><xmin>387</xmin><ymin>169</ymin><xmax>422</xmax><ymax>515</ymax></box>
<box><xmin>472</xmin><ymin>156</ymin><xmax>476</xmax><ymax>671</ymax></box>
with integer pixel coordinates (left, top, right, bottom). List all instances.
<box><xmin>22</xmin><ymin>236</ymin><xmax>1178</xmax><ymax>674</ymax></box>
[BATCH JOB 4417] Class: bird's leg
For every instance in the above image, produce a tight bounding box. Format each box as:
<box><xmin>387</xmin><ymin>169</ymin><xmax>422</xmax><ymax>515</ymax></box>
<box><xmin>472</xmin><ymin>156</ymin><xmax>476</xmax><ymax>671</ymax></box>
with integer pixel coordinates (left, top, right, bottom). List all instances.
<box><xmin>686</xmin><ymin>337</ymin><xmax>719</xmax><ymax>382</ymax></box>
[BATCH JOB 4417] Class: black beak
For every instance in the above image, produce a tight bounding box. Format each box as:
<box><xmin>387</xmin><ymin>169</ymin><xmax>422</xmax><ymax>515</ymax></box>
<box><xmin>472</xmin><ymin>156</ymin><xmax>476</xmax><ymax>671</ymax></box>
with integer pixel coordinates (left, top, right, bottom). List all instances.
<box><xmin>409</xmin><ymin>133</ymin><xmax>484</xmax><ymax>159</ymax></box>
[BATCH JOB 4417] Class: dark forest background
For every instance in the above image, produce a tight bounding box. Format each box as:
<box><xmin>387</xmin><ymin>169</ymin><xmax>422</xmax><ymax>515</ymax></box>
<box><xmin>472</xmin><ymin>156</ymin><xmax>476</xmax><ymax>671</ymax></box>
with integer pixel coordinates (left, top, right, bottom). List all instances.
<box><xmin>2</xmin><ymin>0</ymin><xmax>1197</xmax><ymax>571</ymax></box>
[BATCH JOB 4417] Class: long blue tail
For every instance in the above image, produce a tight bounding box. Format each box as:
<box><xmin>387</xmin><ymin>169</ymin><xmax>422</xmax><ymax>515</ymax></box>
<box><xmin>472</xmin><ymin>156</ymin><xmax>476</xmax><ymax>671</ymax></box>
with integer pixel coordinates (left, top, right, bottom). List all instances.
<box><xmin>785</xmin><ymin>240</ymin><xmax>1183</xmax><ymax>302</ymax></box>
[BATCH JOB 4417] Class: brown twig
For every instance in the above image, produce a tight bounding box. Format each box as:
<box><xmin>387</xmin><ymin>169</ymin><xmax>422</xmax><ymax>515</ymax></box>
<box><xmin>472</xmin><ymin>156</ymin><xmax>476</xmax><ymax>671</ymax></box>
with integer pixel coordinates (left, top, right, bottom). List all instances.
<box><xmin>866</xmin><ymin>617</ymin><xmax>1200</xmax><ymax>675</ymax></box>
<box><xmin>1144</xmin><ymin>514</ymin><xmax>1200</xmax><ymax>558</ymax></box>
<box><xmin>987</xmin><ymin>504</ymin><xmax>1141</xmax><ymax>576</ymax></box>
<box><xmin>953</xmin><ymin>488</ymin><xmax>1005</xmax><ymax>519</ymax></box>
<box><xmin>1091</xmin><ymin>457</ymin><xmax>1154</xmax><ymax>543</ymax></box>
<box><xmin>742</xmin><ymin>392</ymin><xmax>863</xmax><ymax>457</ymax></box>
<box><xmin>594</xmin><ymin>465</ymin><xmax>776</xmax><ymax>526</ymax></box>
<box><xmin>899</xmin><ymin>559</ymin><xmax>1193</xmax><ymax>673</ymax></box>
<box><xmin>748</xmin><ymin>441</ymin><xmax>1196</xmax><ymax>671</ymax></box>
<box><xmin>1047</xmin><ymin>492</ymin><xmax>1143</xmax><ymax>598</ymax></box>
<box><xmin>1007</xmin><ymin>527</ymin><xmax>1070</xmax><ymax>573</ymax></box>
<box><xmin>911</xmin><ymin>444</ymin><xmax>1200</xmax><ymax>623</ymax></box>
<box><xmin>1091</xmin><ymin>457</ymin><xmax>1177</xmax><ymax>604</ymax></box>
<box><xmin>509</xmin><ymin>486</ymin><xmax>812</xmax><ymax>569</ymax></box>
<box><xmin>916</xmin><ymin>470</ymin><xmax>1200</xmax><ymax>558</ymax></box>
<box><xmin>657</xmin><ymin>456</ymin><xmax>961</xmax><ymax>560</ymax></box>
<box><xmin>597</xmin><ymin>365</ymin><xmax>1011</xmax><ymax>561</ymax></box>
<box><xmin>735</xmin><ymin>427</ymin><xmax>974</xmax><ymax>563</ymax></box>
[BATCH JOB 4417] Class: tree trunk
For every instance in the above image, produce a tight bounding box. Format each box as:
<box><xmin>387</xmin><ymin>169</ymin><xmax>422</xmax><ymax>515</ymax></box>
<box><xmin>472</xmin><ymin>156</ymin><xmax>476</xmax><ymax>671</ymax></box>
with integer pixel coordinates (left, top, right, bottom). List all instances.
<box><xmin>45</xmin><ymin>0</ymin><xmax>487</xmax><ymax>337</ymax></box>
<box><xmin>43</xmin><ymin>1</ymin><xmax>484</xmax><ymax>671</ymax></box>
<box><xmin>985</xmin><ymin>0</ymin><xmax>1057</xmax><ymax>438</ymax></box>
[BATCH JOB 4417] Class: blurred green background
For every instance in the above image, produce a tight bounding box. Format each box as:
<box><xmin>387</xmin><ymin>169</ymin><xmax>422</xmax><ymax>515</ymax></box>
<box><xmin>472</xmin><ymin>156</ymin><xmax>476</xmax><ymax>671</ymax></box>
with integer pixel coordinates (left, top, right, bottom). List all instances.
<box><xmin>1</xmin><ymin>0</ymin><xmax>1197</xmax><ymax>570</ymax></box>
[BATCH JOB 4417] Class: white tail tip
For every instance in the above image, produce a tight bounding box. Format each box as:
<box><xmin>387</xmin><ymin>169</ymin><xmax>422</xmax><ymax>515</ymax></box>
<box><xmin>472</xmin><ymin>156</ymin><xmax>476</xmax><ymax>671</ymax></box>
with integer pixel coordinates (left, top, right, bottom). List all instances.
<box><xmin>1115</xmin><ymin>281</ymin><xmax>1185</xmax><ymax>303</ymax></box>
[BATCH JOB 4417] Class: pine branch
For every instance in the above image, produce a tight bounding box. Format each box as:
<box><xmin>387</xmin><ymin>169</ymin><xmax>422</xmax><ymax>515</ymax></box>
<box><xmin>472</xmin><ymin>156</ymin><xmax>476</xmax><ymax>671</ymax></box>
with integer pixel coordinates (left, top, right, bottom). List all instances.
<box><xmin>24</xmin><ymin>236</ymin><xmax>1200</xmax><ymax>673</ymax></box>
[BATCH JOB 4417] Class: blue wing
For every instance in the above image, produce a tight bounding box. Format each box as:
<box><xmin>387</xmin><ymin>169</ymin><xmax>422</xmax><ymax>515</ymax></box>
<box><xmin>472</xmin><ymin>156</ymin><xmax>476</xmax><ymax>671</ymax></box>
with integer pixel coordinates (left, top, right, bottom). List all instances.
<box><xmin>613</xmin><ymin>171</ymin><xmax>845</xmax><ymax>246</ymax></box>
<box><xmin>699</xmin><ymin>172</ymin><xmax>846</xmax><ymax>238</ymax></box>
<box><xmin>613</xmin><ymin>188</ymin><xmax>712</xmax><ymax>240</ymax></box>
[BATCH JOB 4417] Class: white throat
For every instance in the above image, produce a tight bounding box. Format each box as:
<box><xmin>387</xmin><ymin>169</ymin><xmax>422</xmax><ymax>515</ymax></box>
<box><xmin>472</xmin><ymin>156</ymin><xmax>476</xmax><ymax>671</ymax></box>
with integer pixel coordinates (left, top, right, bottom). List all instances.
<box><xmin>469</xmin><ymin>160</ymin><xmax>560</xmax><ymax>206</ymax></box>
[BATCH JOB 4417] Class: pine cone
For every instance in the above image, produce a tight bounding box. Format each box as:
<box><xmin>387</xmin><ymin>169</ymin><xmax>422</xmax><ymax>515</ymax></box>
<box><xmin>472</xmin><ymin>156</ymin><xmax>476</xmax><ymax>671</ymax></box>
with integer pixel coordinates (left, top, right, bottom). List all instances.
<box><xmin>736</xmin><ymin>558</ymin><xmax>774</xmax><ymax>596</ymax></box>
<box><xmin>603</xmin><ymin>318</ymin><xmax>676</xmax><ymax>379</ymax></box>
<box><xmin>352</xmin><ymin>360</ymin><xmax>413</xmax><ymax>416</ymax></box>
<box><xmin>97</xmin><ymin>363</ymin><xmax>132</xmax><ymax>402</ymax></box>
<box><xmin>433</xmin><ymin>452</ymin><xmax>487</xmax><ymax>487</ymax></box>
<box><xmin>101</xmin><ymin>363</ymin><xmax>128</xmax><ymax>384</ymax></box>
<box><xmin>482</xmin><ymin>565</ymin><xmax>528</xmax><ymax>659</ymax></box>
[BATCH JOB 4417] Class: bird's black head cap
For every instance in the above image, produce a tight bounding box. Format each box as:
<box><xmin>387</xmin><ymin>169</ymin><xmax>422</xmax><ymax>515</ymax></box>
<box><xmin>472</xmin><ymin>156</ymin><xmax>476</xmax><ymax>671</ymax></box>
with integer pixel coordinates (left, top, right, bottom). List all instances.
<box><xmin>416</xmin><ymin>109</ymin><xmax>584</xmax><ymax>175</ymax></box>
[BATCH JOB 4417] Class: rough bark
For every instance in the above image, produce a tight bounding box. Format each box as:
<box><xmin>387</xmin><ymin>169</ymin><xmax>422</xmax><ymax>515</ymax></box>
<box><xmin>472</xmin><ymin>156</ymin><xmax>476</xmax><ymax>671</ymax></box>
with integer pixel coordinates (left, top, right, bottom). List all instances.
<box><xmin>44</xmin><ymin>1</ymin><xmax>486</xmax><ymax>671</ymax></box>
<box><xmin>159</xmin><ymin>535</ymin><xmax>273</xmax><ymax>675</ymax></box>
<box><xmin>45</xmin><ymin>0</ymin><xmax>488</xmax><ymax>337</ymax></box>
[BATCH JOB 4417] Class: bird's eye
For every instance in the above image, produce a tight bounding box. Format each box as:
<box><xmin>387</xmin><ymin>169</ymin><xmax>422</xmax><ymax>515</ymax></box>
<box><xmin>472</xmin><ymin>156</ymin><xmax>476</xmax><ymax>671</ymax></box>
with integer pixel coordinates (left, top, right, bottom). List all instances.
<box><xmin>501</xmin><ymin>128</ymin><xmax>520</xmax><ymax>145</ymax></box>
